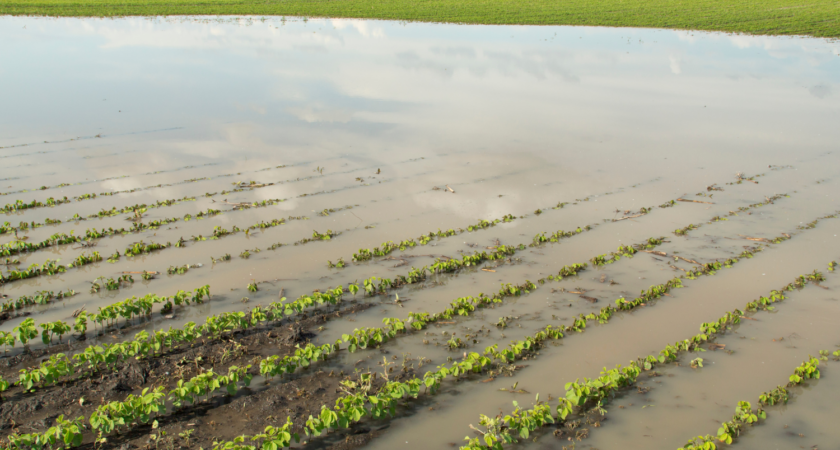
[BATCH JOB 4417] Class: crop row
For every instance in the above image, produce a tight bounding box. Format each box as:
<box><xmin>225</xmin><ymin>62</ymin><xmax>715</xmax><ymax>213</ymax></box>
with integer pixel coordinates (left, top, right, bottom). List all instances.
<box><xmin>2</xmin><ymin>285</ymin><xmax>210</xmax><ymax>348</ymax></box>
<box><xmin>89</xmin><ymin>274</ymin><xmax>137</xmax><ymax>293</ymax></box>
<box><xmin>1</xmin><ymin>289</ymin><xmax>75</xmax><ymax>313</ymax></box>
<box><xmin>342</xmin><ymin>187</ymin><xmax>787</xmax><ymax>267</ymax></box>
<box><xmin>0</xmin><ymin>247</ymin><xmax>155</xmax><ymax>287</ymax></box>
<box><xmin>680</xmin><ymin>353</ymin><xmax>832</xmax><ymax>450</ymax></box>
<box><xmin>0</xmin><ymin>196</ymin><xmax>797</xmax><ymax>395</ymax></box>
<box><xmin>0</xmin><ymin>259</ymin><xmax>66</xmax><ymax>285</ymax></box>
<box><xmin>0</xmin><ymin>223</ymin><xmax>630</xmax><ymax>441</ymax></box>
<box><xmin>0</xmin><ymin>212</ymin><xmax>325</xmax><ymax>288</ymax></box>
<box><xmin>0</xmin><ymin>286</ymin><xmax>210</xmax><ymax>393</ymax></box>
<box><xmin>0</xmin><ymin>201</ymin><xmax>353</xmax><ymax>285</ymax></box>
<box><xmin>0</xmin><ymin>207</ymin><xmax>219</xmax><ymax>244</ymax></box>
<box><xmin>147</xmin><ymin>222</ymin><xmax>798</xmax><ymax>448</ymax></box>
<box><xmin>0</xmin><ymin>204</ymin><xmax>822</xmax><ymax>447</ymax></box>
<box><xmin>2</xmin><ymin>194</ymin><xmax>196</xmax><ymax>222</ymax></box>
<box><xmin>208</xmin><ymin>247</ymin><xmax>809</xmax><ymax>450</ymax></box>
<box><xmin>1</xmin><ymin>196</ymin><xmax>73</xmax><ymax>214</ymax></box>
<box><xmin>350</xmin><ymin>215</ymin><xmax>518</xmax><ymax>262</ymax></box>
<box><xmin>0</xmin><ymin>158</ymin><xmax>249</xmax><ymax>197</ymax></box>
<box><xmin>459</xmin><ymin>268</ymin><xmax>829</xmax><ymax>449</ymax></box>
<box><xmin>0</xmin><ymin>193</ymin><xmax>800</xmax><ymax>420</ymax></box>
<box><xmin>202</xmin><ymin>212</ymin><xmax>794</xmax><ymax>447</ymax></box>
<box><xmin>0</xmin><ymin>194</ymin><xmax>811</xmax><ymax>403</ymax></box>
<box><xmin>1</xmin><ymin>308</ymin><xmax>570</xmax><ymax>449</ymax></box>
<box><xmin>674</xmin><ymin>193</ymin><xmax>787</xmax><ymax>236</ymax></box>
<box><xmin>0</xmin><ymin>239</ymin><xmax>550</xmax><ymax>396</ymax></box>
<box><xmin>1</xmin><ymin>190</ymin><xmax>130</xmax><ymax>215</ymax></box>
<box><xmin>0</xmin><ymin>218</ymin><xmax>61</xmax><ymax>235</ymax></box>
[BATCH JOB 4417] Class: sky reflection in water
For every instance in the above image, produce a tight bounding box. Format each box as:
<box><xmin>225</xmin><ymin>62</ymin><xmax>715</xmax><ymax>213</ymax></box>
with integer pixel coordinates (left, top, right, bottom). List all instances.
<box><xmin>1</xmin><ymin>16</ymin><xmax>838</xmax><ymax>187</ymax></box>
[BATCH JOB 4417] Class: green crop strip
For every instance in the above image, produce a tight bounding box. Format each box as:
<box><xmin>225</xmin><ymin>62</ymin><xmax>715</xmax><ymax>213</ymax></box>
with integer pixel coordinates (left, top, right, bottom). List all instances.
<box><xmin>0</xmin><ymin>204</ymin><xmax>822</xmax><ymax>447</ymax></box>
<box><xmin>0</xmin><ymin>208</ymin><xmax>346</xmax><ymax>288</ymax></box>
<box><xmin>0</xmin><ymin>240</ymin><xmax>551</xmax><ymax>395</ymax></box>
<box><xmin>2</xmin><ymin>194</ymin><xmax>196</xmax><ymax>221</ymax></box>
<box><xmin>337</xmin><ymin>175</ymin><xmax>684</xmax><ymax>265</ymax></box>
<box><xmin>0</xmin><ymin>209</ymin><xmax>215</xmax><ymax>237</ymax></box>
<box><xmin>206</xmin><ymin>263</ymin><xmax>825</xmax><ymax>450</ymax></box>
<box><xmin>206</xmin><ymin>208</ymin><xmax>820</xmax><ymax>447</ymax></box>
<box><xmin>0</xmin><ymin>225</ymin><xmax>606</xmax><ymax>441</ymax></box>
<box><xmin>1</xmin><ymin>289</ymin><xmax>76</xmax><ymax>314</ymax></box>
<box><xmin>679</xmin><ymin>355</ymin><xmax>832</xmax><ymax>449</ymax></box>
<box><xmin>350</xmin><ymin>216</ymin><xmax>518</xmax><ymax>262</ymax></box>
<box><xmin>89</xmin><ymin>274</ymin><xmax>137</xmax><ymax>293</ymax></box>
<box><xmin>674</xmin><ymin>193</ymin><xmax>788</xmax><ymax>236</ymax></box>
<box><xmin>459</xmin><ymin>269</ymin><xmax>830</xmax><ymax>449</ymax></box>
<box><xmin>1</xmin><ymin>197</ymin><xmax>72</xmax><ymax>213</ymax></box>
<box><xmin>0</xmin><ymin>187</ymin><xmax>795</xmax><ymax>401</ymax></box>
<box><xmin>0</xmin><ymin>259</ymin><xmax>67</xmax><ymax>285</ymax></box>
<box><xmin>339</xmin><ymin>183</ymin><xmax>785</xmax><ymax>266</ymax></box>
<box><xmin>1</xmin><ymin>218</ymin><xmax>63</xmax><ymax>235</ymax></box>
<box><xmin>0</xmin><ymin>162</ymin><xmax>223</xmax><ymax>197</ymax></box>
<box><xmin>0</xmin><ymin>189</ymin><xmax>797</xmax><ymax>409</ymax></box>
<box><xmin>0</xmin><ymin>202</ymin><xmax>353</xmax><ymax>263</ymax></box>
<box><xmin>120</xmin><ymin>213</ymin><xmax>816</xmax><ymax>445</ymax></box>
<box><xmin>0</xmin><ymin>286</ymin><xmax>210</xmax><ymax>393</ymax></box>
<box><xmin>2</xmin><ymin>0</ymin><xmax>839</xmax><ymax>38</ymax></box>
<box><xmin>0</xmin><ymin>189</ymin><xmax>803</xmax><ymax>402</ymax></box>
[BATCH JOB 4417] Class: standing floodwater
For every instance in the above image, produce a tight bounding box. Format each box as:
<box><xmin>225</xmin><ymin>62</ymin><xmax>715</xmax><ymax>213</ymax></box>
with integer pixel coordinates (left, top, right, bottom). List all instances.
<box><xmin>1</xmin><ymin>16</ymin><xmax>839</xmax><ymax>450</ymax></box>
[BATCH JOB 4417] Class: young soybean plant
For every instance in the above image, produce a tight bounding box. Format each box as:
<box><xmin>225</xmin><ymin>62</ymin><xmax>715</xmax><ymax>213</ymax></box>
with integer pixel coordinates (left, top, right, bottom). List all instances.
<box><xmin>4</xmin><ymin>415</ymin><xmax>84</xmax><ymax>449</ymax></box>
<box><xmin>12</xmin><ymin>318</ymin><xmax>38</xmax><ymax>348</ymax></box>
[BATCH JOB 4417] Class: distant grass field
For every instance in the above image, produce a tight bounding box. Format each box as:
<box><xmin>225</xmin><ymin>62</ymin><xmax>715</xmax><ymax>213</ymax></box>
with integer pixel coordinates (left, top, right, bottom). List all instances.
<box><xmin>2</xmin><ymin>0</ymin><xmax>839</xmax><ymax>38</ymax></box>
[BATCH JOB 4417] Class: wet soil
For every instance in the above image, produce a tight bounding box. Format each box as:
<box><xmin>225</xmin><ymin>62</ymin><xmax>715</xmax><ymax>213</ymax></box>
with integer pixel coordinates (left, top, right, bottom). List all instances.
<box><xmin>0</xmin><ymin>302</ymin><xmax>374</xmax><ymax>439</ymax></box>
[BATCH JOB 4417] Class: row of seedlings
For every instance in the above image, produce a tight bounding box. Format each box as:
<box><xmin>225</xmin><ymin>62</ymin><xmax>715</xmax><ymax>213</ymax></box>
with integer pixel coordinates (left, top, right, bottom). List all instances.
<box><xmin>0</xmin><ymin>221</ymin><xmax>594</xmax><ymax>408</ymax></box>
<box><xmin>164</xmin><ymin>234</ymin><xmax>778</xmax><ymax>447</ymax></box>
<box><xmin>0</xmin><ymin>231</ymin><xmax>645</xmax><ymax>443</ymax></box>
<box><xmin>0</xmin><ymin>197</ymin><xmax>811</xmax><ymax>403</ymax></box>
<box><xmin>209</xmin><ymin>220</ymin><xmax>828</xmax><ymax>449</ymax></box>
<box><xmin>458</xmin><ymin>268</ymin><xmax>830</xmax><ymax>449</ymax></box>
<box><xmin>0</xmin><ymin>201</ymin><xmax>802</xmax><ymax>437</ymax></box>
<box><xmin>0</xmin><ymin>204</ymin><xmax>818</xmax><ymax>447</ymax></box>
<box><xmin>342</xmin><ymin>187</ymin><xmax>788</xmax><ymax>267</ymax></box>
<box><xmin>0</xmin><ymin>286</ymin><xmax>210</xmax><ymax>395</ymax></box>
<box><xmin>680</xmin><ymin>354</ymin><xmax>830</xmax><ymax>449</ymax></box>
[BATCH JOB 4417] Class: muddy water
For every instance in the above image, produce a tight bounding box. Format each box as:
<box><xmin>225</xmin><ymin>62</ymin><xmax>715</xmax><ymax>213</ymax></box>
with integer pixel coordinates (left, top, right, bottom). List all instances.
<box><xmin>2</xmin><ymin>15</ymin><xmax>840</xmax><ymax>450</ymax></box>
<box><xmin>573</xmin><ymin>274</ymin><xmax>840</xmax><ymax>450</ymax></box>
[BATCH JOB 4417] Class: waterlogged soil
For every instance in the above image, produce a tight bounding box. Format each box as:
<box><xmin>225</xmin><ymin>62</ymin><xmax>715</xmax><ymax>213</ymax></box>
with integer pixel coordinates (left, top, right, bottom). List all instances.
<box><xmin>0</xmin><ymin>303</ymin><xmax>374</xmax><ymax>440</ymax></box>
<box><xmin>2</xmin><ymin>15</ymin><xmax>840</xmax><ymax>450</ymax></box>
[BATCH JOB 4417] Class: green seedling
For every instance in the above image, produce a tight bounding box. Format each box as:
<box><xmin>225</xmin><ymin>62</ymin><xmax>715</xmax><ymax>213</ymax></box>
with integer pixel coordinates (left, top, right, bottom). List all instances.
<box><xmin>690</xmin><ymin>357</ymin><xmax>704</xmax><ymax>368</ymax></box>
<box><xmin>328</xmin><ymin>257</ymin><xmax>346</xmax><ymax>268</ymax></box>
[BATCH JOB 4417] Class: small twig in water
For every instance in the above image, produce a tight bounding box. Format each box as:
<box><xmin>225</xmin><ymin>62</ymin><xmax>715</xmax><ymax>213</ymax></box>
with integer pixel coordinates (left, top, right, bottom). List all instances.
<box><xmin>673</xmin><ymin>255</ymin><xmax>702</xmax><ymax>265</ymax></box>
<box><xmin>677</xmin><ymin>198</ymin><xmax>714</xmax><ymax>205</ymax></box>
<box><xmin>613</xmin><ymin>213</ymin><xmax>645</xmax><ymax>222</ymax></box>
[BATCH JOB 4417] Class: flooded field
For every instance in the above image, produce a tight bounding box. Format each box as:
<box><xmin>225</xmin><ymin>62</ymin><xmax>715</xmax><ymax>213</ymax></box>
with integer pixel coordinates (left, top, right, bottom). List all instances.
<box><xmin>1</xmin><ymin>15</ymin><xmax>839</xmax><ymax>450</ymax></box>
